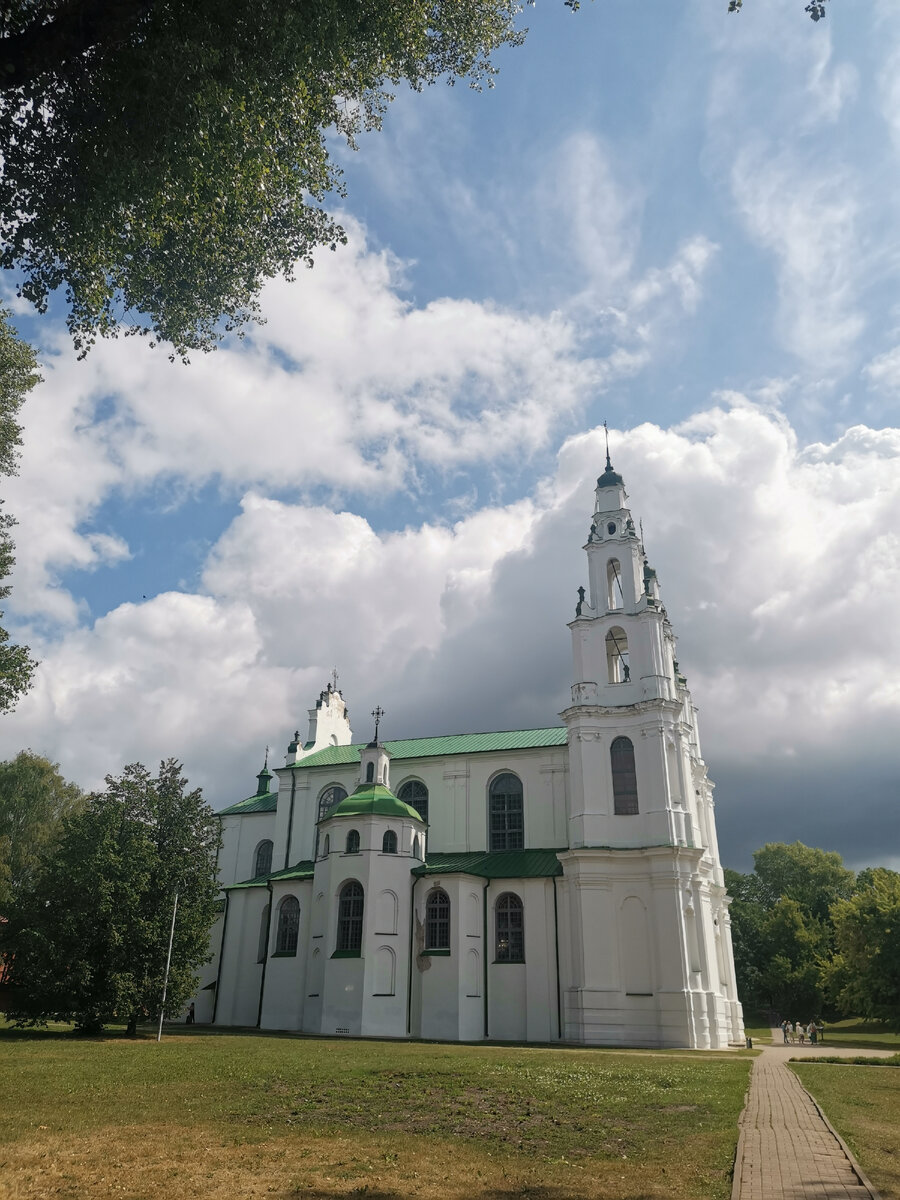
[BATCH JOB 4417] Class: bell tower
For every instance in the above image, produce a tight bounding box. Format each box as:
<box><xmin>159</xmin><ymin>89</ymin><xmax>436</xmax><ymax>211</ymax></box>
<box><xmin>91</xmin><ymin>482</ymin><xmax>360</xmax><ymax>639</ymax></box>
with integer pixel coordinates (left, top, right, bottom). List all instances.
<box><xmin>556</xmin><ymin>446</ymin><xmax>744</xmax><ymax>1049</ymax></box>
<box><xmin>562</xmin><ymin>451</ymin><xmax>682</xmax><ymax>850</ymax></box>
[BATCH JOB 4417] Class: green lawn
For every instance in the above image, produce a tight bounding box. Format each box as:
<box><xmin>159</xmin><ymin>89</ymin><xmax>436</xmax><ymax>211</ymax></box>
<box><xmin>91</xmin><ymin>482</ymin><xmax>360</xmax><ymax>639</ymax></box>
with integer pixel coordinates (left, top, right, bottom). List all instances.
<box><xmin>791</xmin><ymin>1061</ymin><xmax>900</xmax><ymax>1200</ymax></box>
<box><xmin>814</xmin><ymin>1018</ymin><xmax>900</xmax><ymax>1052</ymax></box>
<box><xmin>0</xmin><ymin>1026</ymin><xmax>752</xmax><ymax>1200</ymax></box>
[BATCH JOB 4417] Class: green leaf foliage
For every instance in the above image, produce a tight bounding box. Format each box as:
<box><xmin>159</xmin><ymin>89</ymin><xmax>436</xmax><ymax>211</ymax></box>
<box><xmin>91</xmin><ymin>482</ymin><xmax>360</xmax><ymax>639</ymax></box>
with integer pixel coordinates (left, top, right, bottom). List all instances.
<box><xmin>0</xmin><ymin>309</ymin><xmax>40</xmax><ymax>713</ymax></box>
<box><xmin>752</xmin><ymin>841</ymin><xmax>855</xmax><ymax>922</ymax></box>
<box><xmin>828</xmin><ymin>868</ymin><xmax>900</xmax><ymax>1028</ymax></box>
<box><xmin>726</xmin><ymin>842</ymin><xmax>854</xmax><ymax>1018</ymax></box>
<box><xmin>0</xmin><ymin>750</ymin><xmax>83</xmax><ymax>911</ymax></box>
<box><xmin>0</xmin><ymin>0</ymin><xmax>527</xmax><ymax>358</ymax></box>
<box><xmin>2</xmin><ymin>760</ymin><xmax>220</xmax><ymax>1034</ymax></box>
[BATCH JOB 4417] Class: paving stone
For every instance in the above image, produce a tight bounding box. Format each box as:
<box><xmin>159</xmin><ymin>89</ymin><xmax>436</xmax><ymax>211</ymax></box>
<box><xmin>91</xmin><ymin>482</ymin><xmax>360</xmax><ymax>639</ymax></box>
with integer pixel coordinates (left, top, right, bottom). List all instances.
<box><xmin>732</xmin><ymin>1032</ymin><xmax>888</xmax><ymax>1200</ymax></box>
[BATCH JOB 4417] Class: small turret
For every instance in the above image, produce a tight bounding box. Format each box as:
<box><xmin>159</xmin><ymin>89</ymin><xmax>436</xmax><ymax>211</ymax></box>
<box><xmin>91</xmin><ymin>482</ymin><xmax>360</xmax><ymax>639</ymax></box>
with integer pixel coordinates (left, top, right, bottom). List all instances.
<box><xmin>255</xmin><ymin>749</ymin><xmax>273</xmax><ymax>797</ymax></box>
<box><xmin>358</xmin><ymin>705</ymin><xmax>390</xmax><ymax>788</ymax></box>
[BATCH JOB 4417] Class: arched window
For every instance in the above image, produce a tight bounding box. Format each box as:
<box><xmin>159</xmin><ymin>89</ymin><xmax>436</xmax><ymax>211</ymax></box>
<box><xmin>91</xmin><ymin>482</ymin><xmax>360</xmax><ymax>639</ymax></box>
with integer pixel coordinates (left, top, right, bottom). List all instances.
<box><xmin>346</xmin><ymin>829</ymin><xmax>360</xmax><ymax>854</ymax></box>
<box><xmin>317</xmin><ymin>785</ymin><xmax>348</xmax><ymax>822</ymax></box>
<box><xmin>337</xmin><ymin>881</ymin><xmax>364</xmax><ymax>953</ymax></box>
<box><xmin>322</xmin><ymin>833</ymin><xmax>330</xmax><ymax>857</ymax></box>
<box><xmin>495</xmin><ymin>892</ymin><xmax>524</xmax><ymax>962</ymax></box>
<box><xmin>275</xmin><ymin>896</ymin><xmax>300</xmax><ymax>956</ymax></box>
<box><xmin>489</xmin><ymin>773</ymin><xmax>524</xmax><ymax>852</ymax></box>
<box><xmin>412</xmin><ymin>835</ymin><xmax>421</xmax><ymax>860</ymax></box>
<box><xmin>257</xmin><ymin>902</ymin><xmax>270</xmax><ymax>963</ymax></box>
<box><xmin>254</xmin><ymin>839</ymin><xmax>273</xmax><ymax>878</ymax></box>
<box><xmin>611</xmin><ymin>736</ymin><xmax>639</xmax><ymax>814</ymax></box>
<box><xmin>606</xmin><ymin>626</ymin><xmax>630</xmax><ymax>683</ymax></box>
<box><xmin>397</xmin><ymin>780</ymin><xmax>428</xmax><ymax>825</ymax></box>
<box><xmin>382</xmin><ymin>829</ymin><xmax>398</xmax><ymax>854</ymax></box>
<box><xmin>607</xmin><ymin>558</ymin><xmax>624</xmax><ymax>610</ymax></box>
<box><xmin>366</xmin><ymin>761</ymin><xmax>375</xmax><ymax>782</ymax></box>
<box><xmin>425</xmin><ymin>889</ymin><xmax>450</xmax><ymax>950</ymax></box>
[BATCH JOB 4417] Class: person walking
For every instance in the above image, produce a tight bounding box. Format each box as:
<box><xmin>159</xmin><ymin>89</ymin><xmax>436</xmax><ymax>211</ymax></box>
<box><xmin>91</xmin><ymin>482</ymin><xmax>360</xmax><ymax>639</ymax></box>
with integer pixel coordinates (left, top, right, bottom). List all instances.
<box><xmin>797</xmin><ymin>1022</ymin><xmax>805</xmax><ymax>1045</ymax></box>
<box><xmin>186</xmin><ymin>1002</ymin><xmax>195</xmax><ymax>1025</ymax></box>
<box><xmin>781</xmin><ymin>1019</ymin><xmax>789</xmax><ymax>1044</ymax></box>
<box><xmin>809</xmin><ymin>1021</ymin><xmax>818</xmax><ymax>1045</ymax></box>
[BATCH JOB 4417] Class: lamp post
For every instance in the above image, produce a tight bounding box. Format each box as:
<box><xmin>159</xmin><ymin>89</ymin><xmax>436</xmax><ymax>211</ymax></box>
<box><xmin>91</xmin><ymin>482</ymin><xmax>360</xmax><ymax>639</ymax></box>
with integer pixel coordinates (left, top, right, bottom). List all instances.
<box><xmin>156</xmin><ymin>888</ymin><xmax>179</xmax><ymax>1043</ymax></box>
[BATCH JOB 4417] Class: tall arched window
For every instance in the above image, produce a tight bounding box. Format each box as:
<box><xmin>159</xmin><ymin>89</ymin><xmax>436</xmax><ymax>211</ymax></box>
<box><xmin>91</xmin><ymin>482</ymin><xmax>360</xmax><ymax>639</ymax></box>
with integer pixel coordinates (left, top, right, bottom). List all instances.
<box><xmin>607</xmin><ymin>558</ymin><xmax>624</xmax><ymax>610</ymax></box>
<box><xmin>382</xmin><ymin>829</ymin><xmax>398</xmax><ymax>854</ymax></box>
<box><xmin>322</xmin><ymin>833</ymin><xmax>330</xmax><ymax>858</ymax></box>
<box><xmin>495</xmin><ymin>892</ymin><xmax>524</xmax><ymax>962</ymax></box>
<box><xmin>412</xmin><ymin>834</ymin><xmax>421</xmax><ymax>860</ymax></box>
<box><xmin>346</xmin><ymin>829</ymin><xmax>360</xmax><ymax>854</ymax></box>
<box><xmin>366</xmin><ymin>761</ymin><xmax>375</xmax><ymax>782</ymax></box>
<box><xmin>397</xmin><ymin>780</ymin><xmax>428</xmax><ymax>825</ymax></box>
<box><xmin>611</xmin><ymin>736</ymin><xmax>639</xmax><ymax>814</ymax></box>
<box><xmin>489</xmin><ymin>773</ymin><xmax>524</xmax><ymax>851</ymax></box>
<box><xmin>275</xmin><ymin>895</ymin><xmax>300</xmax><ymax>955</ymax></box>
<box><xmin>337</xmin><ymin>881</ymin><xmax>364</xmax><ymax>953</ymax></box>
<box><xmin>606</xmin><ymin>627</ymin><xmax>630</xmax><ymax>683</ymax></box>
<box><xmin>254</xmin><ymin>840</ymin><xmax>273</xmax><ymax>878</ymax></box>
<box><xmin>425</xmin><ymin>889</ymin><xmax>450</xmax><ymax>950</ymax></box>
<box><xmin>317</xmin><ymin>785</ymin><xmax>348</xmax><ymax>822</ymax></box>
<box><xmin>257</xmin><ymin>902</ymin><xmax>270</xmax><ymax>963</ymax></box>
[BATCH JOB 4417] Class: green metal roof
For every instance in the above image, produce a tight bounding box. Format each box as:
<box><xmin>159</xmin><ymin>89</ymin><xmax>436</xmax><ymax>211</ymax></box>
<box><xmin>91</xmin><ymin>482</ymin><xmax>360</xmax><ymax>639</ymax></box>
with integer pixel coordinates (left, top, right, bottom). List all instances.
<box><xmin>413</xmin><ymin>849</ymin><xmax>564</xmax><ymax>879</ymax></box>
<box><xmin>330</xmin><ymin>783</ymin><xmax>424</xmax><ymax>822</ymax></box>
<box><xmin>226</xmin><ymin>860</ymin><xmax>316</xmax><ymax>890</ymax></box>
<box><xmin>293</xmin><ymin>727</ymin><xmax>568</xmax><ymax>770</ymax></box>
<box><xmin>218</xmin><ymin>791</ymin><xmax>278</xmax><ymax>816</ymax></box>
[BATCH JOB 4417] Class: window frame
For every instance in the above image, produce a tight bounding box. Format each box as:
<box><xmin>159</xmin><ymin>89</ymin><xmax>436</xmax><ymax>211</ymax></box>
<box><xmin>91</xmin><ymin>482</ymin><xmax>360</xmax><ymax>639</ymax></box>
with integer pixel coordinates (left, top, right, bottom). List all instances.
<box><xmin>253</xmin><ymin>839</ymin><xmax>273</xmax><ymax>879</ymax></box>
<box><xmin>495</xmin><ymin>892</ymin><xmax>525</xmax><ymax>963</ymax></box>
<box><xmin>273</xmin><ymin>895</ymin><xmax>301</xmax><ymax>957</ymax></box>
<box><xmin>345</xmin><ymin>828</ymin><xmax>360</xmax><ymax>854</ymax></box>
<box><xmin>317</xmin><ymin>784</ymin><xmax>348</xmax><ymax>823</ymax></box>
<box><xmin>335</xmin><ymin>881</ymin><xmax>364</xmax><ymax>956</ymax></box>
<box><xmin>397</xmin><ymin>779</ymin><xmax>429</xmax><ymax>826</ymax></box>
<box><xmin>424</xmin><ymin>888</ymin><xmax>451</xmax><ymax>953</ymax></box>
<box><xmin>382</xmin><ymin>829</ymin><xmax>398</xmax><ymax>854</ymax></box>
<box><xmin>488</xmin><ymin>772</ymin><xmax>524</xmax><ymax>852</ymax></box>
<box><xmin>611</xmin><ymin>735</ymin><xmax>639</xmax><ymax>815</ymax></box>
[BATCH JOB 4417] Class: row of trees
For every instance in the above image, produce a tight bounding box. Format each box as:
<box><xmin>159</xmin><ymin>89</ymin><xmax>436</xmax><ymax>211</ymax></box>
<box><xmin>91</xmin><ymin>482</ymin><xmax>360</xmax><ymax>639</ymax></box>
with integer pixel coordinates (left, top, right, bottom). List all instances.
<box><xmin>0</xmin><ymin>753</ymin><xmax>220</xmax><ymax>1034</ymax></box>
<box><xmin>726</xmin><ymin>842</ymin><xmax>900</xmax><ymax>1026</ymax></box>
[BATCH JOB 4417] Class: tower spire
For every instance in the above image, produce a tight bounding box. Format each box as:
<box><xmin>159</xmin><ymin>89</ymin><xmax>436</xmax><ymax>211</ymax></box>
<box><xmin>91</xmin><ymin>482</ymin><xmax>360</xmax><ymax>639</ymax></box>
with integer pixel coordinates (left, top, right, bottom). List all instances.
<box><xmin>370</xmin><ymin>704</ymin><xmax>385</xmax><ymax>744</ymax></box>
<box><xmin>604</xmin><ymin>419</ymin><xmax>612</xmax><ymax>471</ymax></box>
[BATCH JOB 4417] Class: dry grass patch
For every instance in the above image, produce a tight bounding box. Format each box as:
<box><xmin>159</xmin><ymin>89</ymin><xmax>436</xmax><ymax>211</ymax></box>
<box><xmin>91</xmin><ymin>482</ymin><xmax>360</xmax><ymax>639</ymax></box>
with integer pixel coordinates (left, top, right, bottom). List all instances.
<box><xmin>0</xmin><ymin>1029</ymin><xmax>751</xmax><ymax>1200</ymax></box>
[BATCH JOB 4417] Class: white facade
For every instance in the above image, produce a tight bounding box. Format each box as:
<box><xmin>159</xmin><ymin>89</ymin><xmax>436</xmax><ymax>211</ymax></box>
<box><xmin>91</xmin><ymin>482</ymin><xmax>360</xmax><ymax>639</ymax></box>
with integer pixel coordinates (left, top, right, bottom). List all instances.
<box><xmin>198</xmin><ymin>463</ymin><xmax>744</xmax><ymax>1048</ymax></box>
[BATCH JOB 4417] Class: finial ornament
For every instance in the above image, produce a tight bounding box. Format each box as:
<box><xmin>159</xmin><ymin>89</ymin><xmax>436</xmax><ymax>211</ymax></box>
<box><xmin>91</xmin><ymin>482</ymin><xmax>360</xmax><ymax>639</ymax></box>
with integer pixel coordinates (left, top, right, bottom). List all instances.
<box><xmin>264</xmin><ymin>745</ymin><xmax>269</xmax><ymax>769</ymax></box>
<box><xmin>331</xmin><ymin>666</ymin><xmax>339</xmax><ymax>692</ymax></box>
<box><xmin>604</xmin><ymin>419</ymin><xmax>612</xmax><ymax>471</ymax></box>
<box><xmin>370</xmin><ymin>705</ymin><xmax>385</xmax><ymax>742</ymax></box>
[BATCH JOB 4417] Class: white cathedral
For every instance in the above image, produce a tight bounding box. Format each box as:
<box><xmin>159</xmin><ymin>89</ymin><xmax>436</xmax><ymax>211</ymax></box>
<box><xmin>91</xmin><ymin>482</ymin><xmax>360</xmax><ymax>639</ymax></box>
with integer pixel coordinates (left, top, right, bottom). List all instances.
<box><xmin>196</xmin><ymin>458</ymin><xmax>744</xmax><ymax>1049</ymax></box>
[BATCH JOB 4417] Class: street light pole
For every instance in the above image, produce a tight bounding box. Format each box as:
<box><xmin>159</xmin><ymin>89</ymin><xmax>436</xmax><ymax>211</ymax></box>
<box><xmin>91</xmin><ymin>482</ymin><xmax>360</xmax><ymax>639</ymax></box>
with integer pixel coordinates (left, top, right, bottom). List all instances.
<box><xmin>156</xmin><ymin>889</ymin><xmax>179</xmax><ymax>1043</ymax></box>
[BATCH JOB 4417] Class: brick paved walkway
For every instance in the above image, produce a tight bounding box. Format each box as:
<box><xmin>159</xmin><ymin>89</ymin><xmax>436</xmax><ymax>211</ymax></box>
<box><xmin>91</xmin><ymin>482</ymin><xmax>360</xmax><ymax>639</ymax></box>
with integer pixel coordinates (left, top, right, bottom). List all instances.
<box><xmin>732</xmin><ymin>1032</ymin><xmax>889</xmax><ymax>1200</ymax></box>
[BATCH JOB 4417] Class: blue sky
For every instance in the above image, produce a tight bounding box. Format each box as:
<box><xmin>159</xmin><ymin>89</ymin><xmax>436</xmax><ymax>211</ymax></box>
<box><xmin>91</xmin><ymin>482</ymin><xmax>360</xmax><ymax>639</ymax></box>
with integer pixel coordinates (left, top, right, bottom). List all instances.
<box><xmin>2</xmin><ymin>0</ymin><xmax>899</xmax><ymax>872</ymax></box>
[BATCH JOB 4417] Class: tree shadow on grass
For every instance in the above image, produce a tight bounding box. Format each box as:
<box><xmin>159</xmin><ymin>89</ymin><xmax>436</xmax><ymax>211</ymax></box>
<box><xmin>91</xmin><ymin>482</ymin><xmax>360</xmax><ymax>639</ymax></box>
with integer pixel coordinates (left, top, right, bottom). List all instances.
<box><xmin>286</xmin><ymin>1193</ymin><xmax>663</xmax><ymax>1200</ymax></box>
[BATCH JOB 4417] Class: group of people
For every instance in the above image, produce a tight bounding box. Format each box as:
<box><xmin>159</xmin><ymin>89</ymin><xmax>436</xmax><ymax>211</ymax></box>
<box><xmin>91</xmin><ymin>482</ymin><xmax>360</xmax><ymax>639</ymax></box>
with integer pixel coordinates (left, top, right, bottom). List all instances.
<box><xmin>780</xmin><ymin>1018</ymin><xmax>824</xmax><ymax>1045</ymax></box>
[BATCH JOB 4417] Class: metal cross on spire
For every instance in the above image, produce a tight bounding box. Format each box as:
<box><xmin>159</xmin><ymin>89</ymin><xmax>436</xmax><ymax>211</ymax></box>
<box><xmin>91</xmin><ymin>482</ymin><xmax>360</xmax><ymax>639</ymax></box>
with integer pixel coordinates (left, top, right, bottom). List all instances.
<box><xmin>264</xmin><ymin>745</ymin><xmax>269</xmax><ymax>769</ymax></box>
<box><xmin>370</xmin><ymin>705</ymin><xmax>385</xmax><ymax>742</ymax></box>
<box><xmin>331</xmin><ymin>666</ymin><xmax>339</xmax><ymax>691</ymax></box>
<box><xmin>603</xmin><ymin>419</ymin><xmax>612</xmax><ymax>470</ymax></box>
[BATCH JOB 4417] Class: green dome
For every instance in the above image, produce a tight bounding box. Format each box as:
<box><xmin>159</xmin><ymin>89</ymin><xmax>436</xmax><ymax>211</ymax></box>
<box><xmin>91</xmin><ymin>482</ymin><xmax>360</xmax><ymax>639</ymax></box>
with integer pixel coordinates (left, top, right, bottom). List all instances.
<box><xmin>597</xmin><ymin>464</ymin><xmax>624</xmax><ymax>488</ymax></box>
<box><xmin>329</xmin><ymin>783</ymin><xmax>424</xmax><ymax>822</ymax></box>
